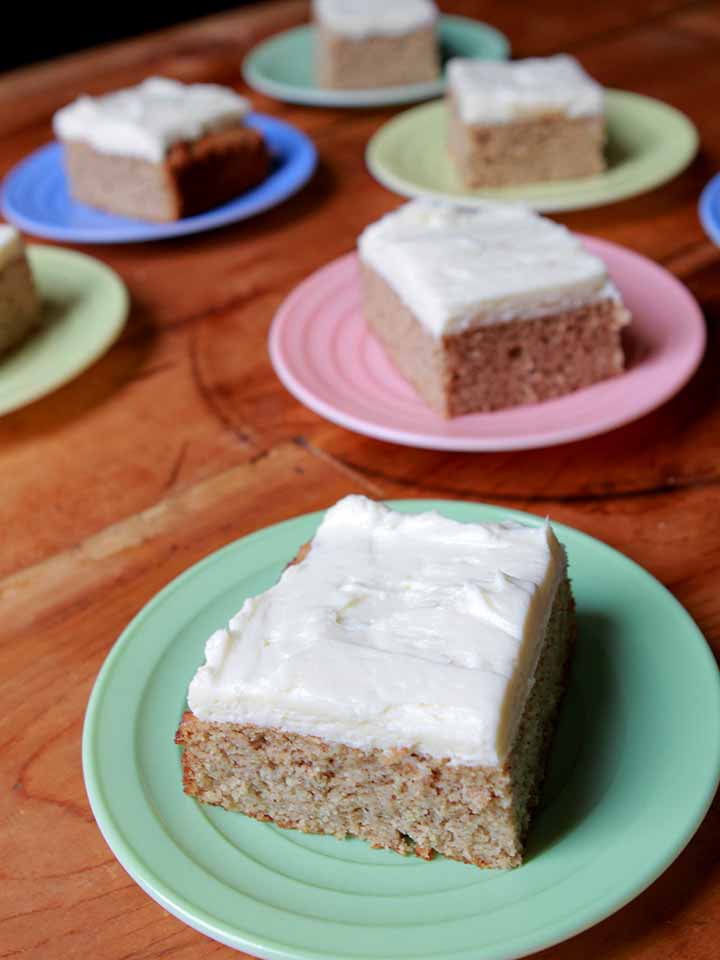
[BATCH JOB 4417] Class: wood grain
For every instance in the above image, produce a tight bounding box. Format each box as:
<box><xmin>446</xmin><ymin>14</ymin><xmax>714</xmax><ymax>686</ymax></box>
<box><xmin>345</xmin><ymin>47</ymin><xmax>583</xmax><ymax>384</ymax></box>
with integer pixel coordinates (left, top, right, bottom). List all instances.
<box><xmin>1</xmin><ymin>2</ymin><xmax>719</xmax><ymax>958</ymax></box>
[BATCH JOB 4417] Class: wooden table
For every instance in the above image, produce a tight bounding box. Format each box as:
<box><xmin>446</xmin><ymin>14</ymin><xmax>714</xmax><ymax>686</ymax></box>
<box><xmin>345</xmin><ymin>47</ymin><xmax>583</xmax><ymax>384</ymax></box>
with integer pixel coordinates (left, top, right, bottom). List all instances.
<box><xmin>2</xmin><ymin>1</ymin><xmax>719</xmax><ymax>957</ymax></box>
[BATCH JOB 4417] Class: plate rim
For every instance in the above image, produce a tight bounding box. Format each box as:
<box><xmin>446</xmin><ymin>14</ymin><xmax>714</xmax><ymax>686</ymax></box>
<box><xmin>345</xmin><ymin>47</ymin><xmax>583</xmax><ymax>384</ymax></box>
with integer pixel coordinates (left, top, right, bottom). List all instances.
<box><xmin>0</xmin><ymin>113</ymin><xmax>317</xmax><ymax>244</ymax></box>
<box><xmin>365</xmin><ymin>89</ymin><xmax>699</xmax><ymax>213</ymax></box>
<box><xmin>241</xmin><ymin>16</ymin><xmax>510</xmax><ymax>109</ymax></box>
<box><xmin>82</xmin><ymin>499</ymin><xmax>720</xmax><ymax>960</ymax></box>
<box><xmin>268</xmin><ymin>242</ymin><xmax>706</xmax><ymax>452</ymax></box>
<box><xmin>0</xmin><ymin>244</ymin><xmax>128</xmax><ymax>415</ymax></box>
<box><xmin>699</xmin><ymin>172</ymin><xmax>720</xmax><ymax>245</ymax></box>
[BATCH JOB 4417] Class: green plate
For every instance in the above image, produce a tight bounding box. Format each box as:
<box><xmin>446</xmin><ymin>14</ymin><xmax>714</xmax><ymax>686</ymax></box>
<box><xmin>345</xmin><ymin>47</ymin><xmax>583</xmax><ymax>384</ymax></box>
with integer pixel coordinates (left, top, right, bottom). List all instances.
<box><xmin>366</xmin><ymin>91</ymin><xmax>699</xmax><ymax>211</ymax></box>
<box><xmin>0</xmin><ymin>245</ymin><xmax>128</xmax><ymax>414</ymax></box>
<box><xmin>242</xmin><ymin>16</ymin><xmax>509</xmax><ymax>108</ymax></box>
<box><xmin>83</xmin><ymin>501</ymin><xmax>720</xmax><ymax>960</ymax></box>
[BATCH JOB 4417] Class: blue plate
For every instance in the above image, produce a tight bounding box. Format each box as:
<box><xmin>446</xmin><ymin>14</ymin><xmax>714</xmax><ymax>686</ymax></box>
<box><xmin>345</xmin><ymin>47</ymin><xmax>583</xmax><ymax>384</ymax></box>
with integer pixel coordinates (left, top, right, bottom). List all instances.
<box><xmin>1</xmin><ymin>114</ymin><xmax>317</xmax><ymax>244</ymax></box>
<box><xmin>699</xmin><ymin>173</ymin><xmax>720</xmax><ymax>245</ymax></box>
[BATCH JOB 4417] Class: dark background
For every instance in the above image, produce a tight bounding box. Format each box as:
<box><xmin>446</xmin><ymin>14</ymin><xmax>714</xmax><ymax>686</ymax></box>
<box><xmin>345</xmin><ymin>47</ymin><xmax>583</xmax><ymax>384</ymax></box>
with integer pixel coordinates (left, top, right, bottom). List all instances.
<box><xmin>3</xmin><ymin>2</ymin><xmax>263</xmax><ymax>71</ymax></box>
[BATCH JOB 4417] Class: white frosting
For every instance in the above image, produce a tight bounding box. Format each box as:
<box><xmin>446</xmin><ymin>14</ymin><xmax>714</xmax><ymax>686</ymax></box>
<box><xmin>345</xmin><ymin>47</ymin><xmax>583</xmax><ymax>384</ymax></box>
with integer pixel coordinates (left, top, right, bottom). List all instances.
<box><xmin>188</xmin><ymin>496</ymin><xmax>567</xmax><ymax>767</ymax></box>
<box><xmin>313</xmin><ymin>0</ymin><xmax>437</xmax><ymax>38</ymax></box>
<box><xmin>448</xmin><ymin>55</ymin><xmax>604</xmax><ymax>125</ymax></box>
<box><xmin>53</xmin><ymin>77</ymin><xmax>251</xmax><ymax>163</ymax></box>
<box><xmin>358</xmin><ymin>200</ymin><xmax>622</xmax><ymax>338</ymax></box>
<box><xmin>0</xmin><ymin>224</ymin><xmax>24</xmax><ymax>271</ymax></box>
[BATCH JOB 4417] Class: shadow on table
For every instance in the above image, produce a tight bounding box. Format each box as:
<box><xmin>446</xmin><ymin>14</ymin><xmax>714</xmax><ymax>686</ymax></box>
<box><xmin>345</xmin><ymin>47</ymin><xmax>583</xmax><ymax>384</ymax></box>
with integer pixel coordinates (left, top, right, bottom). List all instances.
<box><xmin>0</xmin><ymin>296</ymin><xmax>153</xmax><ymax>438</ymax></box>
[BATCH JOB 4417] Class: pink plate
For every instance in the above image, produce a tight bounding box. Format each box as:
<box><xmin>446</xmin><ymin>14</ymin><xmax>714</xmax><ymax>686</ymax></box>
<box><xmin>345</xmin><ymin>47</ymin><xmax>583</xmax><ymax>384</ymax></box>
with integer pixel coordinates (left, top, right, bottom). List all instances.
<box><xmin>269</xmin><ymin>239</ymin><xmax>706</xmax><ymax>451</ymax></box>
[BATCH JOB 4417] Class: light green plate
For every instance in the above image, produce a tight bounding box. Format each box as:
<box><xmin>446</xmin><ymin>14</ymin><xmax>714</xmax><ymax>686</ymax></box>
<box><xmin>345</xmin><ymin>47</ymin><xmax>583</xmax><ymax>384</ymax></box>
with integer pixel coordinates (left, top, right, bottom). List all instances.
<box><xmin>83</xmin><ymin>501</ymin><xmax>720</xmax><ymax>960</ymax></box>
<box><xmin>0</xmin><ymin>245</ymin><xmax>128</xmax><ymax>414</ymax></box>
<box><xmin>242</xmin><ymin>16</ymin><xmax>509</xmax><ymax>108</ymax></box>
<box><xmin>366</xmin><ymin>91</ymin><xmax>699</xmax><ymax>211</ymax></box>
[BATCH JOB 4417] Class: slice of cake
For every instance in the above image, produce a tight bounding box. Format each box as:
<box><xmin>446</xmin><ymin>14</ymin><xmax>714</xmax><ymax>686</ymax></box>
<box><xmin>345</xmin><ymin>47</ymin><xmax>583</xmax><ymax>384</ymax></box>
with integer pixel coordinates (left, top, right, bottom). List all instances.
<box><xmin>176</xmin><ymin>495</ymin><xmax>576</xmax><ymax>869</ymax></box>
<box><xmin>0</xmin><ymin>225</ymin><xmax>40</xmax><ymax>356</ymax></box>
<box><xmin>447</xmin><ymin>55</ymin><xmax>606</xmax><ymax>187</ymax></box>
<box><xmin>358</xmin><ymin>201</ymin><xmax>630</xmax><ymax>416</ymax></box>
<box><xmin>314</xmin><ymin>0</ymin><xmax>440</xmax><ymax>90</ymax></box>
<box><xmin>53</xmin><ymin>77</ymin><xmax>270</xmax><ymax>222</ymax></box>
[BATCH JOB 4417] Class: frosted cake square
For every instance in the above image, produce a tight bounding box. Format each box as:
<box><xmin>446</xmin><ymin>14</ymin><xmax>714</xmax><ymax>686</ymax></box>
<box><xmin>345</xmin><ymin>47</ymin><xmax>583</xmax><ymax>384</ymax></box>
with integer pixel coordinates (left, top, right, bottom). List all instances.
<box><xmin>53</xmin><ymin>77</ymin><xmax>269</xmax><ymax>222</ymax></box>
<box><xmin>447</xmin><ymin>55</ymin><xmax>606</xmax><ymax>187</ymax></box>
<box><xmin>176</xmin><ymin>495</ymin><xmax>576</xmax><ymax>868</ymax></box>
<box><xmin>313</xmin><ymin>0</ymin><xmax>440</xmax><ymax>90</ymax></box>
<box><xmin>358</xmin><ymin>201</ymin><xmax>630</xmax><ymax>416</ymax></box>
<box><xmin>0</xmin><ymin>225</ymin><xmax>40</xmax><ymax>356</ymax></box>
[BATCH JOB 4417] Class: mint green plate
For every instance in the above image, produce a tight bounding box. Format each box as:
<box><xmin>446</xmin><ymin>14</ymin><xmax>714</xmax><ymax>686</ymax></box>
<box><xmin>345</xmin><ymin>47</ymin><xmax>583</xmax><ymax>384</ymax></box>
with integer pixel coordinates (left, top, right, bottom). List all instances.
<box><xmin>366</xmin><ymin>91</ymin><xmax>699</xmax><ymax>211</ymax></box>
<box><xmin>83</xmin><ymin>501</ymin><xmax>720</xmax><ymax>960</ymax></box>
<box><xmin>0</xmin><ymin>245</ymin><xmax>128</xmax><ymax>414</ymax></box>
<box><xmin>242</xmin><ymin>16</ymin><xmax>509</xmax><ymax>108</ymax></box>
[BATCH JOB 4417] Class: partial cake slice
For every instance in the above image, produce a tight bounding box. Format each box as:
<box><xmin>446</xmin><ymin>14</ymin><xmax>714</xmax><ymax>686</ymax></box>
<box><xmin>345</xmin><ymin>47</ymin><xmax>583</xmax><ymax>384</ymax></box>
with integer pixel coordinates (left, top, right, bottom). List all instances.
<box><xmin>447</xmin><ymin>55</ymin><xmax>606</xmax><ymax>187</ymax></box>
<box><xmin>176</xmin><ymin>495</ymin><xmax>576</xmax><ymax>869</ymax></box>
<box><xmin>53</xmin><ymin>77</ymin><xmax>270</xmax><ymax>222</ymax></box>
<box><xmin>358</xmin><ymin>201</ymin><xmax>630</xmax><ymax>416</ymax></box>
<box><xmin>314</xmin><ymin>0</ymin><xmax>440</xmax><ymax>90</ymax></box>
<box><xmin>0</xmin><ymin>225</ymin><xmax>40</xmax><ymax>356</ymax></box>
